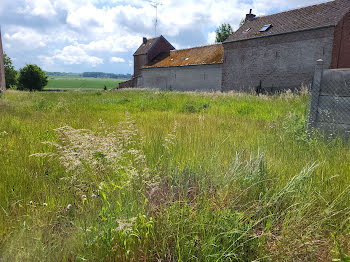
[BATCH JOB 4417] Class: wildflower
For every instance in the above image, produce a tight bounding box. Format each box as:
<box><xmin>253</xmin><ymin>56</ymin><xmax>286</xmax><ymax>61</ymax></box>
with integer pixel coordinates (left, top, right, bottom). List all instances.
<box><xmin>43</xmin><ymin>203</ymin><xmax>48</xmax><ymax>207</ymax></box>
<box><xmin>91</xmin><ymin>193</ymin><xmax>97</xmax><ymax>198</ymax></box>
<box><xmin>82</xmin><ymin>195</ymin><xmax>87</xmax><ymax>200</ymax></box>
<box><xmin>66</xmin><ymin>204</ymin><xmax>72</xmax><ymax>210</ymax></box>
<box><xmin>29</xmin><ymin>201</ymin><xmax>33</xmax><ymax>205</ymax></box>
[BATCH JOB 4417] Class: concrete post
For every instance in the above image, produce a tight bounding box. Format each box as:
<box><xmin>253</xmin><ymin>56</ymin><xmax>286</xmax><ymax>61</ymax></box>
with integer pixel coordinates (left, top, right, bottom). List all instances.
<box><xmin>0</xmin><ymin>29</ymin><xmax>6</xmax><ymax>95</ymax></box>
<box><xmin>308</xmin><ymin>59</ymin><xmax>324</xmax><ymax>133</ymax></box>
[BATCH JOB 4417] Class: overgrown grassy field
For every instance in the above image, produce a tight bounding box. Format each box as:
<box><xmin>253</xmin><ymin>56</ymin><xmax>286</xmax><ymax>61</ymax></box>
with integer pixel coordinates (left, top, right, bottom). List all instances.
<box><xmin>46</xmin><ymin>77</ymin><xmax>125</xmax><ymax>90</ymax></box>
<box><xmin>0</xmin><ymin>89</ymin><xmax>349</xmax><ymax>261</ymax></box>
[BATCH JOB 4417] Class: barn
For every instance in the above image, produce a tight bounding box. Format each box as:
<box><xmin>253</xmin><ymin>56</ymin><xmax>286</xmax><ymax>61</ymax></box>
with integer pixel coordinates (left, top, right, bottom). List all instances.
<box><xmin>141</xmin><ymin>44</ymin><xmax>223</xmax><ymax>91</ymax></box>
<box><xmin>222</xmin><ymin>0</ymin><xmax>350</xmax><ymax>93</ymax></box>
<box><xmin>120</xmin><ymin>36</ymin><xmax>223</xmax><ymax>91</ymax></box>
<box><xmin>120</xmin><ymin>0</ymin><xmax>350</xmax><ymax>93</ymax></box>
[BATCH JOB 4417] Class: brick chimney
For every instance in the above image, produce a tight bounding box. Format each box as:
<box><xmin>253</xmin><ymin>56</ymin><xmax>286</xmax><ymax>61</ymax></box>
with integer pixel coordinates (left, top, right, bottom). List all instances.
<box><xmin>143</xmin><ymin>37</ymin><xmax>147</xmax><ymax>45</ymax></box>
<box><xmin>245</xmin><ymin>9</ymin><xmax>256</xmax><ymax>22</ymax></box>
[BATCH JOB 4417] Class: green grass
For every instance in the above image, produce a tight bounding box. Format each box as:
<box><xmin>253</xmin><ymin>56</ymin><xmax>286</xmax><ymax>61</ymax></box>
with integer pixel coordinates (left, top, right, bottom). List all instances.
<box><xmin>46</xmin><ymin>76</ymin><xmax>126</xmax><ymax>90</ymax></box>
<box><xmin>0</xmin><ymin>89</ymin><xmax>349</xmax><ymax>261</ymax></box>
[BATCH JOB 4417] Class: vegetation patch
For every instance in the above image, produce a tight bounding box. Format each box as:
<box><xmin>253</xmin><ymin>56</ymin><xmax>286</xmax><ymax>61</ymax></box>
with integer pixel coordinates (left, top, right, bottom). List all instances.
<box><xmin>0</xmin><ymin>90</ymin><xmax>349</xmax><ymax>261</ymax></box>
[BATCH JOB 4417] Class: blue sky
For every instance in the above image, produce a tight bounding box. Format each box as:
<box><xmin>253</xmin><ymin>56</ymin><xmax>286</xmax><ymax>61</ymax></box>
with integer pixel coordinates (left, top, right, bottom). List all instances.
<box><xmin>0</xmin><ymin>0</ymin><xmax>330</xmax><ymax>74</ymax></box>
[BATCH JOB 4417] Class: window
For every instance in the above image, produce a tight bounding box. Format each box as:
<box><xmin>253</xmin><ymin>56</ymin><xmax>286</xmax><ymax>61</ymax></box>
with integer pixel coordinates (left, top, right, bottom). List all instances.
<box><xmin>244</xmin><ymin>28</ymin><xmax>251</xmax><ymax>33</ymax></box>
<box><xmin>259</xmin><ymin>24</ymin><xmax>272</xmax><ymax>32</ymax></box>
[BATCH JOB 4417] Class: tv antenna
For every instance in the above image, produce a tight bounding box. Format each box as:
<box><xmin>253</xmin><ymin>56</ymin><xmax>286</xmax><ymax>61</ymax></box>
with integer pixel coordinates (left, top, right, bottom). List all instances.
<box><xmin>148</xmin><ymin>1</ymin><xmax>162</xmax><ymax>36</ymax></box>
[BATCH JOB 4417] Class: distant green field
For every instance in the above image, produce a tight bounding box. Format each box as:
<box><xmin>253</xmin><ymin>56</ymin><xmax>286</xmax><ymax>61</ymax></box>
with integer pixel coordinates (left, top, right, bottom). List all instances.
<box><xmin>46</xmin><ymin>77</ymin><xmax>126</xmax><ymax>90</ymax></box>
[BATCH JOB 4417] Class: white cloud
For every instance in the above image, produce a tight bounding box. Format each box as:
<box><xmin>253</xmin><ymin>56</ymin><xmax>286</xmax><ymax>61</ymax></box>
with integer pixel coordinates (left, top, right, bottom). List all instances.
<box><xmin>40</xmin><ymin>45</ymin><xmax>104</xmax><ymax>67</ymax></box>
<box><xmin>4</xmin><ymin>28</ymin><xmax>48</xmax><ymax>49</ymax></box>
<box><xmin>16</xmin><ymin>0</ymin><xmax>57</xmax><ymax>18</ymax></box>
<box><xmin>207</xmin><ymin>31</ymin><xmax>216</xmax><ymax>44</ymax></box>
<box><xmin>110</xmin><ymin>57</ymin><xmax>125</xmax><ymax>63</ymax></box>
<box><xmin>83</xmin><ymin>35</ymin><xmax>141</xmax><ymax>52</ymax></box>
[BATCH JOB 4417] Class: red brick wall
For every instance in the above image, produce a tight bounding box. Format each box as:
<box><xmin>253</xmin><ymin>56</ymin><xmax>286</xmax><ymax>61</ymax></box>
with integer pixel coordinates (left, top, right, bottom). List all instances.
<box><xmin>331</xmin><ymin>11</ymin><xmax>350</xmax><ymax>68</ymax></box>
<box><xmin>133</xmin><ymin>37</ymin><xmax>174</xmax><ymax>77</ymax></box>
<box><xmin>134</xmin><ymin>54</ymin><xmax>147</xmax><ymax>77</ymax></box>
<box><xmin>147</xmin><ymin>37</ymin><xmax>174</xmax><ymax>63</ymax></box>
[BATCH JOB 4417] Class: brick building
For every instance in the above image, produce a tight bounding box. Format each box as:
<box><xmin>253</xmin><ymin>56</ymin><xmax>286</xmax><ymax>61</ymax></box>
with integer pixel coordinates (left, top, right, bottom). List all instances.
<box><xmin>222</xmin><ymin>0</ymin><xmax>350</xmax><ymax>93</ymax></box>
<box><xmin>121</xmin><ymin>0</ymin><xmax>350</xmax><ymax>93</ymax></box>
<box><xmin>119</xmin><ymin>35</ymin><xmax>174</xmax><ymax>89</ymax></box>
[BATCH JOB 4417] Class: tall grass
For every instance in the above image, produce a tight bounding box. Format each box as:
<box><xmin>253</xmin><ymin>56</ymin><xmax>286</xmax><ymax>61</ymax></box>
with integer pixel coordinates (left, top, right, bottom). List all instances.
<box><xmin>0</xmin><ymin>90</ymin><xmax>349</xmax><ymax>261</ymax></box>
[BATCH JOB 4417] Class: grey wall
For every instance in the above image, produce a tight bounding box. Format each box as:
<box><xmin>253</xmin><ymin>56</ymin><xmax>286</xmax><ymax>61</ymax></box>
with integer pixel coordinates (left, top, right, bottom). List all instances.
<box><xmin>222</xmin><ymin>27</ymin><xmax>335</xmax><ymax>93</ymax></box>
<box><xmin>309</xmin><ymin>63</ymin><xmax>350</xmax><ymax>138</ymax></box>
<box><xmin>141</xmin><ymin>64</ymin><xmax>222</xmax><ymax>91</ymax></box>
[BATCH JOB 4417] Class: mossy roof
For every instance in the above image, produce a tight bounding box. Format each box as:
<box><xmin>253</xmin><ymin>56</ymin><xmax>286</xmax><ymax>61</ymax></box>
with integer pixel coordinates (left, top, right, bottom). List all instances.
<box><xmin>143</xmin><ymin>44</ymin><xmax>223</xmax><ymax>68</ymax></box>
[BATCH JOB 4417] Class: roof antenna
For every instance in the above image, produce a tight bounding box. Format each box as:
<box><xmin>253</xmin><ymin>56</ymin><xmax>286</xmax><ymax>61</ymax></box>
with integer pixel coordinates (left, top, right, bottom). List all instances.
<box><xmin>148</xmin><ymin>1</ymin><xmax>162</xmax><ymax>36</ymax></box>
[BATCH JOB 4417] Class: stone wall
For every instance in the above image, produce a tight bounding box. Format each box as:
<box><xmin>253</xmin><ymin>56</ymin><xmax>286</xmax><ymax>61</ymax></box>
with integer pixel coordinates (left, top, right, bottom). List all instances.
<box><xmin>118</xmin><ymin>77</ymin><xmax>137</xmax><ymax>89</ymax></box>
<box><xmin>141</xmin><ymin>64</ymin><xmax>222</xmax><ymax>91</ymax></box>
<box><xmin>222</xmin><ymin>27</ymin><xmax>335</xmax><ymax>93</ymax></box>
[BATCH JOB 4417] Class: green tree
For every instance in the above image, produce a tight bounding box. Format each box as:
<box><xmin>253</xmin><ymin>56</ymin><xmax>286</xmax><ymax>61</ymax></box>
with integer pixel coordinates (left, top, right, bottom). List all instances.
<box><xmin>18</xmin><ymin>64</ymin><xmax>48</xmax><ymax>91</ymax></box>
<box><xmin>215</xmin><ymin>23</ymin><xmax>233</xmax><ymax>43</ymax></box>
<box><xmin>3</xmin><ymin>53</ymin><xmax>17</xmax><ymax>89</ymax></box>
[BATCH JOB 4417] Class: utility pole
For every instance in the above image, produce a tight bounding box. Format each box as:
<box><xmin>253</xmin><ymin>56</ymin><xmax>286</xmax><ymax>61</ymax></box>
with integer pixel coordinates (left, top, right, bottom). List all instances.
<box><xmin>0</xmin><ymin>27</ymin><xmax>6</xmax><ymax>95</ymax></box>
<box><xmin>148</xmin><ymin>1</ymin><xmax>162</xmax><ymax>36</ymax></box>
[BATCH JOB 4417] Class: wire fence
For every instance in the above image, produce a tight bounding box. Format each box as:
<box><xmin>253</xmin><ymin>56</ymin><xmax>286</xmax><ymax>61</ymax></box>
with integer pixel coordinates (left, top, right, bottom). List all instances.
<box><xmin>309</xmin><ymin>60</ymin><xmax>350</xmax><ymax>139</ymax></box>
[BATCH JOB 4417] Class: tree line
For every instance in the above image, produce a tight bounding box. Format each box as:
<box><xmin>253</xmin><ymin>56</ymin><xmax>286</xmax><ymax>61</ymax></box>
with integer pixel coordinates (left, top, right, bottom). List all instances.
<box><xmin>81</xmin><ymin>72</ymin><xmax>131</xmax><ymax>79</ymax></box>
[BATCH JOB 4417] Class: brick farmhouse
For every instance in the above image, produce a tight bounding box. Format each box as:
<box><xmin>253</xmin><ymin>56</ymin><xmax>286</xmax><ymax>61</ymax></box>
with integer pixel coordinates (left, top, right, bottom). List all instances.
<box><xmin>119</xmin><ymin>0</ymin><xmax>350</xmax><ymax>93</ymax></box>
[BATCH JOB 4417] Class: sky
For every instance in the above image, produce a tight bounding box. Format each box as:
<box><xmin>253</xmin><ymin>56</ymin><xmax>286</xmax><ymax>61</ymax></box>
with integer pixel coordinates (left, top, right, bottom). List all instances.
<box><xmin>0</xmin><ymin>0</ymin><xmax>331</xmax><ymax>74</ymax></box>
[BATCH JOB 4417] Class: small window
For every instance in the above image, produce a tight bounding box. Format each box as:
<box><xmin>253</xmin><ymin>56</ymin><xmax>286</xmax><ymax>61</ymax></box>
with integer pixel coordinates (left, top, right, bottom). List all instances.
<box><xmin>259</xmin><ymin>24</ymin><xmax>272</xmax><ymax>32</ymax></box>
<box><xmin>244</xmin><ymin>28</ymin><xmax>251</xmax><ymax>33</ymax></box>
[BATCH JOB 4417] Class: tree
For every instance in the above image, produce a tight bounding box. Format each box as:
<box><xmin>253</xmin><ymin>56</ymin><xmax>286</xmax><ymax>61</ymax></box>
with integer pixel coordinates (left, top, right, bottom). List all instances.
<box><xmin>3</xmin><ymin>53</ymin><xmax>17</xmax><ymax>89</ymax></box>
<box><xmin>215</xmin><ymin>23</ymin><xmax>233</xmax><ymax>43</ymax></box>
<box><xmin>18</xmin><ymin>64</ymin><xmax>48</xmax><ymax>91</ymax></box>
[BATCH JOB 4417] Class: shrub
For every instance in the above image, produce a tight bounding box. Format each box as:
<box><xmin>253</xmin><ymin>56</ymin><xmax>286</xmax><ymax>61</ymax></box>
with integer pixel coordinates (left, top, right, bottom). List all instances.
<box><xmin>18</xmin><ymin>64</ymin><xmax>48</xmax><ymax>91</ymax></box>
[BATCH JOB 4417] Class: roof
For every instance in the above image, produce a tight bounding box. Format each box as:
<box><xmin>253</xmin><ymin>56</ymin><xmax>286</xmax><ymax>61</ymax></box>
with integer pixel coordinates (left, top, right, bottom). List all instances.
<box><xmin>226</xmin><ymin>0</ymin><xmax>350</xmax><ymax>43</ymax></box>
<box><xmin>143</xmin><ymin>44</ymin><xmax>224</xmax><ymax>68</ymax></box>
<box><xmin>134</xmin><ymin>37</ymin><xmax>160</xmax><ymax>56</ymax></box>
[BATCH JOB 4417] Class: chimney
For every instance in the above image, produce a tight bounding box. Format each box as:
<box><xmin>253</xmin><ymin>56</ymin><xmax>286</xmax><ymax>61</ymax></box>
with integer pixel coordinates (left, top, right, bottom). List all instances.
<box><xmin>143</xmin><ymin>37</ymin><xmax>147</xmax><ymax>45</ymax></box>
<box><xmin>245</xmin><ymin>9</ymin><xmax>256</xmax><ymax>22</ymax></box>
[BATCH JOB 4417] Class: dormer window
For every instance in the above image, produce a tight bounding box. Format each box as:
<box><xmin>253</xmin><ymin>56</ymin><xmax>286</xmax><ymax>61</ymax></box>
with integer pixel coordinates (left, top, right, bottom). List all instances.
<box><xmin>260</xmin><ymin>24</ymin><xmax>272</xmax><ymax>32</ymax></box>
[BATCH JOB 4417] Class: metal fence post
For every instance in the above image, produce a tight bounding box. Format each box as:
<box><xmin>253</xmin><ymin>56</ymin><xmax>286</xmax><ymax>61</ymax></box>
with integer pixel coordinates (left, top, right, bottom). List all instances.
<box><xmin>308</xmin><ymin>59</ymin><xmax>324</xmax><ymax>134</ymax></box>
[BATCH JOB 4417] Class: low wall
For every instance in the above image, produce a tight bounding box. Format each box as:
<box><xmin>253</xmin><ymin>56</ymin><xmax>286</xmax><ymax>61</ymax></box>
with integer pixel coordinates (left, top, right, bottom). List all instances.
<box><xmin>309</xmin><ymin>60</ymin><xmax>350</xmax><ymax>138</ymax></box>
<box><xmin>141</xmin><ymin>64</ymin><xmax>222</xmax><ymax>92</ymax></box>
<box><xmin>118</xmin><ymin>77</ymin><xmax>137</xmax><ymax>89</ymax></box>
